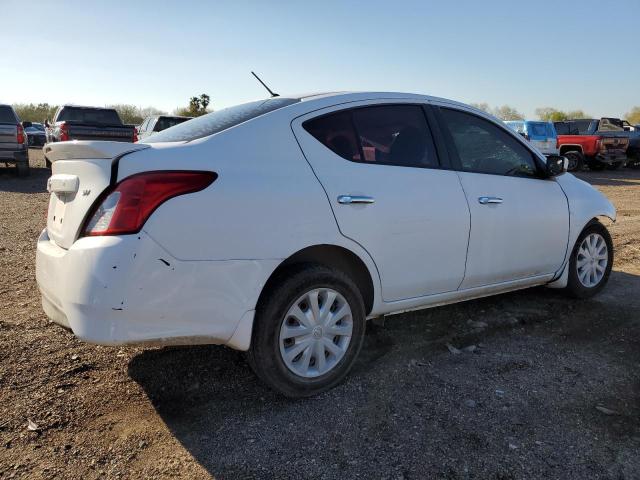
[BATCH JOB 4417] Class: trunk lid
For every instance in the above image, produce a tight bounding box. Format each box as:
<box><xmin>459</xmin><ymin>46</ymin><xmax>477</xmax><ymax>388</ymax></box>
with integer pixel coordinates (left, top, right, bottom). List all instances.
<box><xmin>44</xmin><ymin>141</ymin><xmax>149</xmax><ymax>249</ymax></box>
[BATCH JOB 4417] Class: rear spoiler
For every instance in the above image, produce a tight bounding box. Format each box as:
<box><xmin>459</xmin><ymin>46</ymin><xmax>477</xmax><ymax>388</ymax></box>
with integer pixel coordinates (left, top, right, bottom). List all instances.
<box><xmin>43</xmin><ymin>140</ymin><xmax>149</xmax><ymax>162</ymax></box>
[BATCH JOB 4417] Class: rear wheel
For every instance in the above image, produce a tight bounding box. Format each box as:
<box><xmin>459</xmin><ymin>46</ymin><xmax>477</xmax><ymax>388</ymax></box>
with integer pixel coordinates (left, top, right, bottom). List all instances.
<box><xmin>607</xmin><ymin>162</ymin><xmax>623</xmax><ymax>170</ymax></box>
<box><xmin>563</xmin><ymin>151</ymin><xmax>584</xmax><ymax>171</ymax></box>
<box><xmin>627</xmin><ymin>156</ymin><xmax>640</xmax><ymax>169</ymax></box>
<box><xmin>588</xmin><ymin>161</ymin><xmax>606</xmax><ymax>171</ymax></box>
<box><xmin>563</xmin><ymin>222</ymin><xmax>613</xmax><ymax>298</ymax></box>
<box><xmin>247</xmin><ymin>264</ymin><xmax>366</xmax><ymax>398</ymax></box>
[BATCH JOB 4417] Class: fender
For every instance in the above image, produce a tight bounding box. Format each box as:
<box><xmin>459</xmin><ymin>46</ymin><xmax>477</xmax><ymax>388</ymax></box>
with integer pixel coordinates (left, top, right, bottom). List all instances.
<box><xmin>547</xmin><ymin>173</ymin><xmax>616</xmax><ymax>288</ymax></box>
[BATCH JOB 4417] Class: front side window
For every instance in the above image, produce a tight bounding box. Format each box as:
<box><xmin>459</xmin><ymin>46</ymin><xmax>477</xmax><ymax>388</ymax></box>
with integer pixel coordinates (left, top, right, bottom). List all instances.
<box><xmin>440</xmin><ymin>108</ymin><xmax>539</xmax><ymax>178</ymax></box>
<box><xmin>303</xmin><ymin>104</ymin><xmax>438</xmax><ymax>168</ymax></box>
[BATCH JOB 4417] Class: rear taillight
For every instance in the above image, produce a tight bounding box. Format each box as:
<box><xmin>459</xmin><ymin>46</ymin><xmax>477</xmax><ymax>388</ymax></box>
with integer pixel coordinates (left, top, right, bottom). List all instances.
<box><xmin>83</xmin><ymin>171</ymin><xmax>217</xmax><ymax>236</ymax></box>
<box><xmin>16</xmin><ymin>124</ymin><xmax>25</xmax><ymax>144</ymax></box>
<box><xmin>133</xmin><ymin>127</ymin><xmax>139</xmax><ymax>143</ymax></box>
<box><xmin>595</xmin><ymin>139</ymin><xmax>602</xmax><ymax>152</ymax></box>
<box><xmin>59</xmin><ymin>122</ymin><xmax>69</xmax><ymax>141</ymax></box>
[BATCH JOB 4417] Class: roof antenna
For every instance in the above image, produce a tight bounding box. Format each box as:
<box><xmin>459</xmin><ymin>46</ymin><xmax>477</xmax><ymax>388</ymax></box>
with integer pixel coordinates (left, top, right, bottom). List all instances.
<box><xmin>251</xmin><ymin>71</ymin><xmax>279</xmax><ymax>97</ymax></box>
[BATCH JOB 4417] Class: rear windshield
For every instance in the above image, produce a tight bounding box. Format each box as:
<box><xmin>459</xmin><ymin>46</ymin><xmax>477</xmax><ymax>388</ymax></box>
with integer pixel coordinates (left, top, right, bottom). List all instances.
<box><xmin>154</xmin><ymin>116</ymin><xmax>191</xmax><ymax>132</ymax></box>
<box><xmin>0</xmin><ymin>105</ymin><xmax>18</xmax><ymax>124</ymax></box>
<box><xmin>57</xmin><ymin>107</ymin><xmax>122</xmax><ymax>125</ymax></box>
<box><xmin>145</xmin><ymin>98</ymin><xmax>300</xmax><ymax>143</ymax></box>
<box><xmin>597</xmin><ymin>118</ymin><xmax>624</xmax><ymax>132</ymax></box>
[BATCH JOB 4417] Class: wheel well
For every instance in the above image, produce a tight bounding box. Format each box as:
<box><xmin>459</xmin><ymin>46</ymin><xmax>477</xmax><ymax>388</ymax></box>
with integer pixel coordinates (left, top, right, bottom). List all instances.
<box><xmin>559</xmin><ymin>145</ymin><xmax>583</xmax><ymax>155</ymax></box>
<box><xmin>257</xmin><ymin>245</ymin><xmax>375</xmax><ymax>315</ymax></box>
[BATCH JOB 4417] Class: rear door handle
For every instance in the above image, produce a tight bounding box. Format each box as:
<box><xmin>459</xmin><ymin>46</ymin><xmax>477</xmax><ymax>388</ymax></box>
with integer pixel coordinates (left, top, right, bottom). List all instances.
<box><xmin>478</xmin><ymin>196</ymin><xmax>503</xmax><ymax>205</ymax></box>
<box><xmin>338</xmin><ymin>195</ymin><xmax>375</xmax><ymax>205</ymax></box>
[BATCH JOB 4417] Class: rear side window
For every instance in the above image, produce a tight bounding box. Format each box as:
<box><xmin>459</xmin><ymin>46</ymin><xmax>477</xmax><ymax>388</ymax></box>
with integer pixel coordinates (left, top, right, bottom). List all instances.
<box><xmin>57</xmin><ymin>107</ymin><xmax>122</xmax><ymax>125</ymax></box>
<box><xmin>0</xmin><ymin>106</ymin><xmax>18</xmax><ymax>123</ymax></box>
<box><xmin>440</xmin><ymin>108</ymin><xmax>539</xmax><ymax>178</ymax></box>
<box><xmin>303</xmin><ymin>104</ymin><xmax>439</xmax><ymax>168</ymax></box>
<box><xmin>145</xmin><ymin>98</ymin><xmax>300</xmax><ymax>143</ymax></box>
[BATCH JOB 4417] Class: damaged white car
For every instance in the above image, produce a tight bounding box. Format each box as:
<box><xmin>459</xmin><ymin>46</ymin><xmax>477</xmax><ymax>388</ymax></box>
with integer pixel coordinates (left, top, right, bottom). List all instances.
<box><xmin>36</xmin><ymin>92</ymin><xmax>615</xmax><ymax>397</ymax></box>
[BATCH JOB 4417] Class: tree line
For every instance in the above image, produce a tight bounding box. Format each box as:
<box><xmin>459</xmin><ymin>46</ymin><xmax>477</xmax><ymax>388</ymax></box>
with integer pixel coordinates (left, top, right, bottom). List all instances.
<box><xmin>11</xmin><ymin>98</ymin><xmax>640</xmax><ymax>125</ymax></box>
<box><xmin>470</xmin><ymin>103</ymin><xmax>640</xmax><ymax>124</ymax></box>
<box><xmin>11</xmin><ymin>94</ymin><xmax>213</xmax><ymax>125</ymax></box>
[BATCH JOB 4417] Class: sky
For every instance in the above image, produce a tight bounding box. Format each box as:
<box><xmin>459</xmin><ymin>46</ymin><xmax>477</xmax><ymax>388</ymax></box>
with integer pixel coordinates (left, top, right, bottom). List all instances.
<box><xmin>1</xmin><ymin>0</ymin><xmax>639</xmax><ymax>119</ymax></box>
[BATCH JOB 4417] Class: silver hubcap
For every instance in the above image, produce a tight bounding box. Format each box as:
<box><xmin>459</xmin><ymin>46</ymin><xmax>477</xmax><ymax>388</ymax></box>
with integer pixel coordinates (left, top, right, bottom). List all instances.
<box><xmin>279</xmin><ymin>288</ymin><xmax>353</xmax><ymax>378</ymax></box>
<box><xmin>576</xmin><ymin>233</ymin><xmax>608</xmax><ymax>288</ymax></box>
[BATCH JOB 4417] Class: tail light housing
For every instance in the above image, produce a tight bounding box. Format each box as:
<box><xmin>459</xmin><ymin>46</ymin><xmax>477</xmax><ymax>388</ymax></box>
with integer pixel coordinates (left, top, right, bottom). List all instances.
<box><xmin>16</xmin><ymin>124</ymin><xmax>25</xmax><ymax>144</ymax></box>
<box><xmin>59</xmin><ymin>122</ymin><xmax>69</xmax><ymax>141</ymax></box>
<box><xmin>133</xmin><ymin>127</ymin><xmax>139</xmax><ymax>143</ymax></box>
<box><xmin>595</xmin><ymin>139</ymin><xmax>603</xmax><ymax>152</ymax></box>
<box><xmin>83</xmin><ymin>171</ymin><xmax>217</xmax><ymax>236</ymax></box>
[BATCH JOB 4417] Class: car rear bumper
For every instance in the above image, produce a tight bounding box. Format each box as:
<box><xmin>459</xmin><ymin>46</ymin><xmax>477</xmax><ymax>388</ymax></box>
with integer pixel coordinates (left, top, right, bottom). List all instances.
<box><xmin>0</xmin><ymin>148</ymin><xmax>28</xmax><ymax>162</ymax></box>
<box><xmin>35</xmin><ymin>229</ymin><xmax>279</xmax><ymax>350</ymax></box>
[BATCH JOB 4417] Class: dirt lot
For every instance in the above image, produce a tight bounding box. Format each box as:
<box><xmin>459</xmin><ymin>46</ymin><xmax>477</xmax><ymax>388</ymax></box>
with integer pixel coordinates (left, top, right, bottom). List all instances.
<box><xmin>1</xmin><ymin>150</ymin><xmax>639</xmax><ymax>479</ymax></box>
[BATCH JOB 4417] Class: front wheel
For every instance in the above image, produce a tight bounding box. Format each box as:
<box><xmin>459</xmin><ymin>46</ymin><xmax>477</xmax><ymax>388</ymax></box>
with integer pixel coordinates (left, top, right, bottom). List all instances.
<box><xmin>564</xmin><ymin>222</ymin><xmax>613</xmax><ymax>298</ymax></box>
<box><xmin>247</xmin><ymin>265</ymin><xmax>366</xmax><ymax>398</ymax></box>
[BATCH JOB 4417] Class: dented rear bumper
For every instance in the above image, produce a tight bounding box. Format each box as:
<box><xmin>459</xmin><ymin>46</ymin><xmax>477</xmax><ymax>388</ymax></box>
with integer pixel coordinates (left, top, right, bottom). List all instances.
<box><xmin>35</xmin><ymin>229</ymin><xmax>278</xmax><ymax>350</ymax></box>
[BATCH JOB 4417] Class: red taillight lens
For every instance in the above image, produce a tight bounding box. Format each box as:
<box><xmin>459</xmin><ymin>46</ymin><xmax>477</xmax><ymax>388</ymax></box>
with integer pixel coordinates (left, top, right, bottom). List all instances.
<box><xmin>59</xmin><ymin>122</ymin><xmax>69</xmax><ymax>141</ymax></box>
<box><xmin>16</xmin><ymin>124</ymin><xmax>25</xmax><ymax>144</ymax></box>
<box><xmin>83</xmin><ymin>171</ymin><xmax>217</xmax><ymax>236</ymax></box>
<box><xmin>133</xmin><ymin>127</ymin><xmax>139</xmax><ymax>143</ymax></box>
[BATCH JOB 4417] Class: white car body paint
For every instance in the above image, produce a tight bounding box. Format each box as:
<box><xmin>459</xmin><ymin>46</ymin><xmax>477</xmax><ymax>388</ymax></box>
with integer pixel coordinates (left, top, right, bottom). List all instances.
<box><xmin>35</xmin><ymin>92</ymin><xmax>615</xmax><ymax>350</ymax></box>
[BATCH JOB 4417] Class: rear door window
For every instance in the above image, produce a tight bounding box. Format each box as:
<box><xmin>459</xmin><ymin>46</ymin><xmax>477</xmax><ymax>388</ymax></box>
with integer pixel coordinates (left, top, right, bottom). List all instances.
<box><xmin>303</xmin><ymin>104</ymin><xmax>439</xmax><ymax>168</ymax></box>
<box><xmin>0</xmin><ymin>106</ymin><xmax>17</xmax><ymax>123</ymax></box>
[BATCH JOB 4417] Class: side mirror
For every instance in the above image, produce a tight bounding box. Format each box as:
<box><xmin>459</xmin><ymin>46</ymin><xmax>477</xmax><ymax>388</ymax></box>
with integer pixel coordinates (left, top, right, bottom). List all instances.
<box><xmin>44</xmin><ymin>120</ymin><xmax>50</xmax><ymax>128</ymax></box>
<box><xmin>22</xmin><ymin>121</ymin><xmax>32</xmax><ymax>128</ymax></box>
<box><xmin>545</xmin><ymin>154</ymin><xmax>567</xmax><ymax>177</ymax></box>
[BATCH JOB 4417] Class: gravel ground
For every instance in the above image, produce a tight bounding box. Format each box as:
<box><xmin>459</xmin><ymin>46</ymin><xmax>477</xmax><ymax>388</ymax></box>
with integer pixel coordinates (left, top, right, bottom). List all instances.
<box><xmin>1</xmin><ymin>150</ymin><xmax>639</xmax><ymax>479</ymax></box>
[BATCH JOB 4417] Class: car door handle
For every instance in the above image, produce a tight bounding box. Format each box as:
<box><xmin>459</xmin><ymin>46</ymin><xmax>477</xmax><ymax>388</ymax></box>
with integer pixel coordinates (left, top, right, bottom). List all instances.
<box><xmin>337</xmin><ymin>195</ymin><xmax>375</xmax><ymax>205</ymax></box>
<box><xmin>478</xmin><ymin>196</ymin><xmax>503</xmax><ymax>205</ymax></box>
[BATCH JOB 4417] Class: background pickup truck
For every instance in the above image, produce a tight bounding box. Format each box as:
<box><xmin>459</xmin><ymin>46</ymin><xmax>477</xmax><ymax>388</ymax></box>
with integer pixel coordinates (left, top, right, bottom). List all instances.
<box><xmin>0</xmin><ymin>104</ymin><xmax>30</xmax><ymax>176</ymax></box>
<box><xmin>45</xmin><ymin>105</ymin><xmax>137</xmax><ymax>151</ymax></box>
<box><xmin>554</xmin><ymin>118</ymin><xmax>629</xmax><ymax>171</ymax></box>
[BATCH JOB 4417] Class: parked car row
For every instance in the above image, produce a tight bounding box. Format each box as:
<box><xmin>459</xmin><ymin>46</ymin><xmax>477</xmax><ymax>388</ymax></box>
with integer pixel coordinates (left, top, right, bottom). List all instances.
<box><xmin>505</xmin><ymin>117</ymin><xmax>640</xmax><ymax>171</ymax></box>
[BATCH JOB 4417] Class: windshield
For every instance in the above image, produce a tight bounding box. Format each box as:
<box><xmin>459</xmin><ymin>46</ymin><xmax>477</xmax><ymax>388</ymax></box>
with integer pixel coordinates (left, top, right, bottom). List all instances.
<box><xmin>144</xmin><ymin>97</ymin><xmax>300</xmax><ymax>143</ymax></box>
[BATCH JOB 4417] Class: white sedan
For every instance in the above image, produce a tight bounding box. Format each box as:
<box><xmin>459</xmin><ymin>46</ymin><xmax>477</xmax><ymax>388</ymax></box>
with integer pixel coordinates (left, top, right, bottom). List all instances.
<box><xmin>36</xmin><ymin>92</ymin><xmax>615</xmax><ymax>397</ymax></box>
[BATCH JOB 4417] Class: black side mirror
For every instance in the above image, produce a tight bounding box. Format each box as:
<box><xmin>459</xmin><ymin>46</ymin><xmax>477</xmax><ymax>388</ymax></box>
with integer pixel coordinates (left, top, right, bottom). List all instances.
<box><xmin>545</xmin><ymin>155</ymin><xmax>567</xmax><ymax>177</ymax></box>
<box><xmin>44</xmin><ymin>120</ymin><xmax>50</xmax><ymax>128</ymax></box>
<box><xmin>22</xmin><ymin>121</ymin><xmax>32</xmax><ymax>128</ymax></box>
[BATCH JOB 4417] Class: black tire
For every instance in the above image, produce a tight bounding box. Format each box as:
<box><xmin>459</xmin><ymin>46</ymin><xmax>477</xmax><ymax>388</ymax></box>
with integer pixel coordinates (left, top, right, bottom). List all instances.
<box><xmin>606</xmin><ymin>162</ymin><xmax>623</xmax><ymax>170</ymax></box>
<box><xmin>246</xmin><ymin>264</ymin><xmax>366</xmax><ymax>398</ymax></box>
<box><xmin>563</xmin><ymin>151</ymin><xmax>584</xmax><ymax>172</ymax></box>
<box><xmin>16</xmin><ymin>161</ymin><xmax>30</xmax><ymax>177</ymax></box>
<box><xmin>626</xmin><ymin>156</ymin><xmax>640</xmax><ymax>169</ymax></box>
<box><xmin>563</xmin><ymin>221</ymin><xmax>613</xmax><ymax>299</ymax></box>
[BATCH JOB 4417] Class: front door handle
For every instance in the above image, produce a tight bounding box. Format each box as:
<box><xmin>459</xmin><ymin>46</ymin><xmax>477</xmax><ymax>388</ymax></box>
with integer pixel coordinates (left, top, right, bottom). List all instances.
<box><xmin>338</xmin><ymin>195</ymin><xmax>375</xmax><ymax>205</ymax></box>
<box><xmin>478</xmin><ymin>196</ymin><xmax>503</xmax><ymax>205</ymax></box>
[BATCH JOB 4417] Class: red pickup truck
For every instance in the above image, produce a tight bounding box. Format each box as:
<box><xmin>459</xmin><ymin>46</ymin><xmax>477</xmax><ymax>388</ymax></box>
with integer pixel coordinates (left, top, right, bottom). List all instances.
<box><xmin>554</xmin><ymin>119</ymin><xmax>629</xmax><ymax>171</ymax></box>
